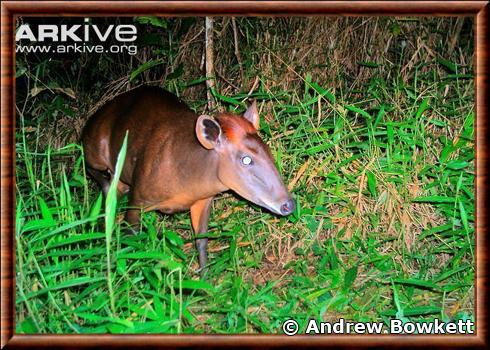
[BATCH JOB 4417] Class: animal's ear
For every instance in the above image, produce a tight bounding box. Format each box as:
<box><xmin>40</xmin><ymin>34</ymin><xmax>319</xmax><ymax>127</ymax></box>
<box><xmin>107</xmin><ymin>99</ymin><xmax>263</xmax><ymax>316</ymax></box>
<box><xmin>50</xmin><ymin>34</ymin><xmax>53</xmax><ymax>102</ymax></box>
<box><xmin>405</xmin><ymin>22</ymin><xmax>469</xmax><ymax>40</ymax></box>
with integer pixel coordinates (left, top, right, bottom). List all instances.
<box><xmin>196</xmin><ymin>115</ymin><xmax>222</xmax><ymax>150</ymax></box>
<box><xmin>243</xmin><ymin>100</ymin><xmax>260</xmax><ymax>130</ymax></box>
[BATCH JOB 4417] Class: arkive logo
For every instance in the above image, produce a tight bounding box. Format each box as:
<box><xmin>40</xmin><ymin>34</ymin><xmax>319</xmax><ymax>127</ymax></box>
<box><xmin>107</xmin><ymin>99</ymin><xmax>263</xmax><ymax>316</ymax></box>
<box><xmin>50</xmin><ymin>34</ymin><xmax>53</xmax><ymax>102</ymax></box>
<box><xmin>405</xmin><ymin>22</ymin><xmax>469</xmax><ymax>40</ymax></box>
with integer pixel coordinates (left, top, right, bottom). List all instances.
<box><xmin>16</xmin><ymin>18</ymin><xmax>137</xmax><ymax>42</ymax></box>
<box><xmin>16</xmin><ymin>18</ymin><xmax>138</xmax><ymax>55</ymax></box>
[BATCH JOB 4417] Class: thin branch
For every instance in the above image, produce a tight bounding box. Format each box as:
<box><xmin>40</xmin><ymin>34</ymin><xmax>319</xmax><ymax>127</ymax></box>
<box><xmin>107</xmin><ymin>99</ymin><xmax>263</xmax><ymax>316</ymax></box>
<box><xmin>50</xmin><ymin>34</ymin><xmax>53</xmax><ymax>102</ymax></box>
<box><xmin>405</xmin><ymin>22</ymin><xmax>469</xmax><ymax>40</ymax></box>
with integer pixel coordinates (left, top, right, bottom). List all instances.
<box><xmin>232</xmin><ymin>17</ymin><xmax>244</xmax><ymax>84</ymax></box>
<box><xmin>205</xmin><ymin>17</ymin><xmax>216</xmax><ymax>111</ymax></box>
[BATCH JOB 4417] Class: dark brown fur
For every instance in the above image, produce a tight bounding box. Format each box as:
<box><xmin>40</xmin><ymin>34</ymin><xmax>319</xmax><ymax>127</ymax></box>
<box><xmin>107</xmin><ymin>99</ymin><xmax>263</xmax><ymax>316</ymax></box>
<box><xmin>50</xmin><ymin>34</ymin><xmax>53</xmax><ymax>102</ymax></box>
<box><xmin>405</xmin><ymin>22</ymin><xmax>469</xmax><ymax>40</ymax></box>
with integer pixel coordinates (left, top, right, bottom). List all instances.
<box><xmin>82</xmin><ymin>86</ymin><xmax>293</xmax><ymax>272</ymax></box>
<box><xmin>83</xmin><ymin>87</ymin><xmax>224</xmax><ymax>213</ymax></box>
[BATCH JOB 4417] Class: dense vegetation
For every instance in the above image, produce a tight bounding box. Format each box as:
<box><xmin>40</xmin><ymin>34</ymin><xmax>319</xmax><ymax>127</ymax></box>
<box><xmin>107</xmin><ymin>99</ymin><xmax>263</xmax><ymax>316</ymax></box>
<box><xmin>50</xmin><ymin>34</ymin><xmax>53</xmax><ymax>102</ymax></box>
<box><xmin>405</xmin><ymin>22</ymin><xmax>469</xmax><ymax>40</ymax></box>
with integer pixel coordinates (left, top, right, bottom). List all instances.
<box><xmin>15</xmin><ymin>17</ymin><xmax>474</xmax><ymax>333</ymax></box>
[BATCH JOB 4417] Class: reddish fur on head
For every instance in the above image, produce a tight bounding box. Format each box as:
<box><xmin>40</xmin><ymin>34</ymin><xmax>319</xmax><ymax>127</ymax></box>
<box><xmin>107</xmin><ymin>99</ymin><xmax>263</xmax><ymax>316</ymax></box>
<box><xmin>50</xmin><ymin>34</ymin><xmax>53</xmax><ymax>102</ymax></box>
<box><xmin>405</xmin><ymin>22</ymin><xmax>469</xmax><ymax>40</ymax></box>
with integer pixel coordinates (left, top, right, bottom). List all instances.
<box><xmin>215</xmin><ymin>113</ymin><xmax>256</xmax><ymax>143</ymax></box>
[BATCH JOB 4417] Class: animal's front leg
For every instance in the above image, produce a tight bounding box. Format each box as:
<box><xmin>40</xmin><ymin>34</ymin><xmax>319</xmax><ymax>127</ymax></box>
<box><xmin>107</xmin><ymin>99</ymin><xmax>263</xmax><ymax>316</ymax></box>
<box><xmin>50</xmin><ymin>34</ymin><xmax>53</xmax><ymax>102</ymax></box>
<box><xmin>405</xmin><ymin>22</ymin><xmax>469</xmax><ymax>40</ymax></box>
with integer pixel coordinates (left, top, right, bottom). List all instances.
<box><xmin>190</xmin><ymin>197</ymin><xmax>214</xmax><ymax>275</ymax></box>
<box><xmin>124</xmin><ymin>191</ymin><xmax>143</xmax><ymax>235</ymax></box>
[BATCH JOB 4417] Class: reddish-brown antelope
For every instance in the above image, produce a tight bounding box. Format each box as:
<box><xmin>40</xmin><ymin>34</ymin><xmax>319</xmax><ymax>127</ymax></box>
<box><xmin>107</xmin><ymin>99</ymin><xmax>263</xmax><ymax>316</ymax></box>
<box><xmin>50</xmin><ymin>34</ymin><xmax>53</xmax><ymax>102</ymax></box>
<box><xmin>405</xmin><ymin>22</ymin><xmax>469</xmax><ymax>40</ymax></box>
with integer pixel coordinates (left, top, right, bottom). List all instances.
<box><xmin>82</xmin><ymin>86</ymin><xmax>294</xmax><ymax>271</ymax></box>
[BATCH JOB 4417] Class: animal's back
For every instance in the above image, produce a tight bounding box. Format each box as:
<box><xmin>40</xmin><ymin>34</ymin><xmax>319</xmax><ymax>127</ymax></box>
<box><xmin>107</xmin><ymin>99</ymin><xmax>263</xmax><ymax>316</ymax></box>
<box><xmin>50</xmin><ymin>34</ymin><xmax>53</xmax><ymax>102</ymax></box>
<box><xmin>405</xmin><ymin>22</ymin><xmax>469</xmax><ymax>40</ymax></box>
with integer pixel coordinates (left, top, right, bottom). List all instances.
<box><xmin>82</xmin><ymin>87</ymin><xmax>202</xmax><ymax>196</ymax></box>
<box><xmin>82</xmin><ymin>86</ymin><xmax>199</xmax><ymax>184</ymax></box>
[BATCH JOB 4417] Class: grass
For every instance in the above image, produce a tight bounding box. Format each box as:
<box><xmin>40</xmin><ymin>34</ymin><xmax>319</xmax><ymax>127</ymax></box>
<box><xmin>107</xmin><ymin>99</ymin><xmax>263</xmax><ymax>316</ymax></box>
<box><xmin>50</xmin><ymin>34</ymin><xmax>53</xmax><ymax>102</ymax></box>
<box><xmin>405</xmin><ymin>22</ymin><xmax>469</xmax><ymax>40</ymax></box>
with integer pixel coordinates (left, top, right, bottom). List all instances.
<box><xmin>15</xmin><ymin>17</ymin><xmax>474</xmax><ymax>334</ymax></box>
<box><xmin>15</xmin><ymin>64</ymin><xmax>474</xmax><ymax>334</ymax></box>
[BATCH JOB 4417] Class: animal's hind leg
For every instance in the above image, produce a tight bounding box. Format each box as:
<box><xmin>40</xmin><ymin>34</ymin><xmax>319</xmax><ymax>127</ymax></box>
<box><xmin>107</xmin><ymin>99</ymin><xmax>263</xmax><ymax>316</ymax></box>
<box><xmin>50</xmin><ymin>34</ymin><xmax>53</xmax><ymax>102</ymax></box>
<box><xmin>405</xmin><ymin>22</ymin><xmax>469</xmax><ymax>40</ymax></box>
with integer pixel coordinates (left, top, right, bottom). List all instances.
<box><xmin>116</xmin><ymin>181</ymin><xmax>130</xmax><ymax>197</ymax></box>
<box><xmin>123</xmin><ymin>190</ymin><xmax>143</xmax><ymax>235</ymax></box>
<box><xmin>87</xmin><ymin>167</ymin><xmax>130</xmax><ymax>198</ymax></box>
<box><xmin>86</xmin><ymin>167</ymin><xmax>111</xmax><ymax>196</ymax></box>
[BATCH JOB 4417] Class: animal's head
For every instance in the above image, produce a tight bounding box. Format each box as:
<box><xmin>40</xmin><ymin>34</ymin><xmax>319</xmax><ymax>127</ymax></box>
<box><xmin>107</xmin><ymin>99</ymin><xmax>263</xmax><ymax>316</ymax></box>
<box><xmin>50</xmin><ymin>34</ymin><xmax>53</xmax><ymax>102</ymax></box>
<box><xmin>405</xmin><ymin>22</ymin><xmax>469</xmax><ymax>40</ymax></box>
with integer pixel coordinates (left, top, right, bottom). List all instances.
<box><xmin>196</xmin><ymin>101</ymin><xmax>295</xmax><ymax>216</ymax></box>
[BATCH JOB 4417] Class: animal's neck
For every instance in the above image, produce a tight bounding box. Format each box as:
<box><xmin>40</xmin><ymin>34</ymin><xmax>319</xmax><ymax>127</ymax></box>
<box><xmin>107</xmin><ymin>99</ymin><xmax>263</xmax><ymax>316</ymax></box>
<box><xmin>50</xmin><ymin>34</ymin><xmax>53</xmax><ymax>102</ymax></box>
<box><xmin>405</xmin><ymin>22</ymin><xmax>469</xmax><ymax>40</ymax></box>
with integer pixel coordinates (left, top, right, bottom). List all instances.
<box><xmin>190</xmin><ymin>146</ymin><xmax>228</xmax><ymax>198</ymax></box>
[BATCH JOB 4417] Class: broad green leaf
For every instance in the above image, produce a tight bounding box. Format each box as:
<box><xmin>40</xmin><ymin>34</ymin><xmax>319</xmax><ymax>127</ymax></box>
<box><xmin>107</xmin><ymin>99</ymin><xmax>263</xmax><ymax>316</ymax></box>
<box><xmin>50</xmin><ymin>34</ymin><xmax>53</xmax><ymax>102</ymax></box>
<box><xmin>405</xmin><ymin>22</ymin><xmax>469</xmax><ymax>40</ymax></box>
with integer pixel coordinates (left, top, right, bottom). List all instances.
<box><xmin>382</xmin><ymin>306</ymin><xmax>441</xmax><ymax>317</ymax></box>
<box><xmin>130</xmin><ymin>59</ymin><xmax>164</xmax><ymax>82</ymax></box>
<box><xmin>366</xmin><ymin>171</ymin><xmax>377</xmax><ymax>196</ymax></box>
<box><xmin>176</xmin><ymin>280</ymin><xmax>215</xmax><ymax>291</ymax></box>
<box><xmin>437</xmin><ymin>57</ymin><xmax>457</xmax><ymax>73</ymax></box>
<box><xmin>446</xmin><ymin>160</ymin><xmax>469</xmax><ymax>170</ymax></box>
<box><xmin>373</xmin><ymin>105</ymin><xmax>385</xmax><ymax>129</ymax></box>
<box><xmin>393</xmin><ymin>278</ymin><xmax>440</xmax><ymax>291</ymax></box>
<box><xmin>210</xmin><ymin>88</ymin><xmax>240</xmax><ymax>106</ymax></box>
<box><xmin>88</xmin><ymin>193</ymin><xmax>103</xmax><ymax>220</ymax></box>
<box><xmin>415</xmin><ymin>97</ymin><xmax>430</xmax><ymax>119</ymax></box>
<box><xmin>344</xmin><ymin>265</ymin><xmax>358</xmax><ymax>289</ymax></box>
<box><xmin>165</xmin><ymin>230</ymin><xmax>184</xmax><ymax>247</ymax></box>
<box><xmin>136</xmin><ymin>16</ymin><xmax>168</xmax><ymax>28</ymax></box>
<box><xmin>412</xmin><ymin>195</ymin><xmax>456</xmax><ymax>203</ymax></box>
<box><xmin>358</xmin><ymin>61</ymin><xmax>380</xmax><ymax>68</ymax></box>
<box><xmin>22</xmin><ymin>218</ymin><xmax>57</xmax><ymax>233</ymax></box>
<box><xmin>308</xmin><ymin>81</ymin><xmax>336</xmax><ymax>104</ymax></box>
<box><xmin>38</xmin><ymin>198</ymin><xmax>54</xmax><ymax>222</ymax></box>
<box><xmin>345</xmin><ymin>105</ymin><xmax>371</xmax><ymax>119</ymax></box>
<box><xmin>459</xmin><ymin>201</ymin><xmax>470</xmax><ymax>233</ymax></box>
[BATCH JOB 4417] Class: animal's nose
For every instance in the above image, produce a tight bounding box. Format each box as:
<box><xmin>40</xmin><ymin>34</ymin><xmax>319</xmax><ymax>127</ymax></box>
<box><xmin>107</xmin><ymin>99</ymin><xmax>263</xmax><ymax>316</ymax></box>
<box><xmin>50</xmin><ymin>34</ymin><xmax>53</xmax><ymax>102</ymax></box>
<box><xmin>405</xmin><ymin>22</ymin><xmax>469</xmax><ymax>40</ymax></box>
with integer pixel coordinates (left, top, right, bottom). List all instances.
<box><xmin>280</xmin><ymin>198</ymin><xmax>296</xmax><ymax>216</ymax></box>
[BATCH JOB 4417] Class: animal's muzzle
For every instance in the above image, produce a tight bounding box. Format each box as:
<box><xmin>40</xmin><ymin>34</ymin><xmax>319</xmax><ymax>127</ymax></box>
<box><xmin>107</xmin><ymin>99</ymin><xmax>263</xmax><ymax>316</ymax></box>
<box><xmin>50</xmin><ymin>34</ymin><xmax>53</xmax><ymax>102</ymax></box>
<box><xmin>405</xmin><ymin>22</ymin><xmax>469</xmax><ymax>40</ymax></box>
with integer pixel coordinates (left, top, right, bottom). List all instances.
<box><xmin>280</xmin><ymin>198</ymin><xmax>296</xmax><ymax>216</ymax></box>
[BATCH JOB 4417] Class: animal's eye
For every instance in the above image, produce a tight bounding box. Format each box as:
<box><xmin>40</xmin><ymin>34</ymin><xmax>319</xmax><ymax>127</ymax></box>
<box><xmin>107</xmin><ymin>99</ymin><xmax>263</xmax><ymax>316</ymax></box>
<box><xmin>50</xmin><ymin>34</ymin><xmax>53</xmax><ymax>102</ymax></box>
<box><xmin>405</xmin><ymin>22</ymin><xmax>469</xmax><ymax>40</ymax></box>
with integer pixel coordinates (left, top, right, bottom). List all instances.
<box><xmin>241</xmin><ymin>156</ymin><xmax>253</xmax><ymax>166</ymax></box>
